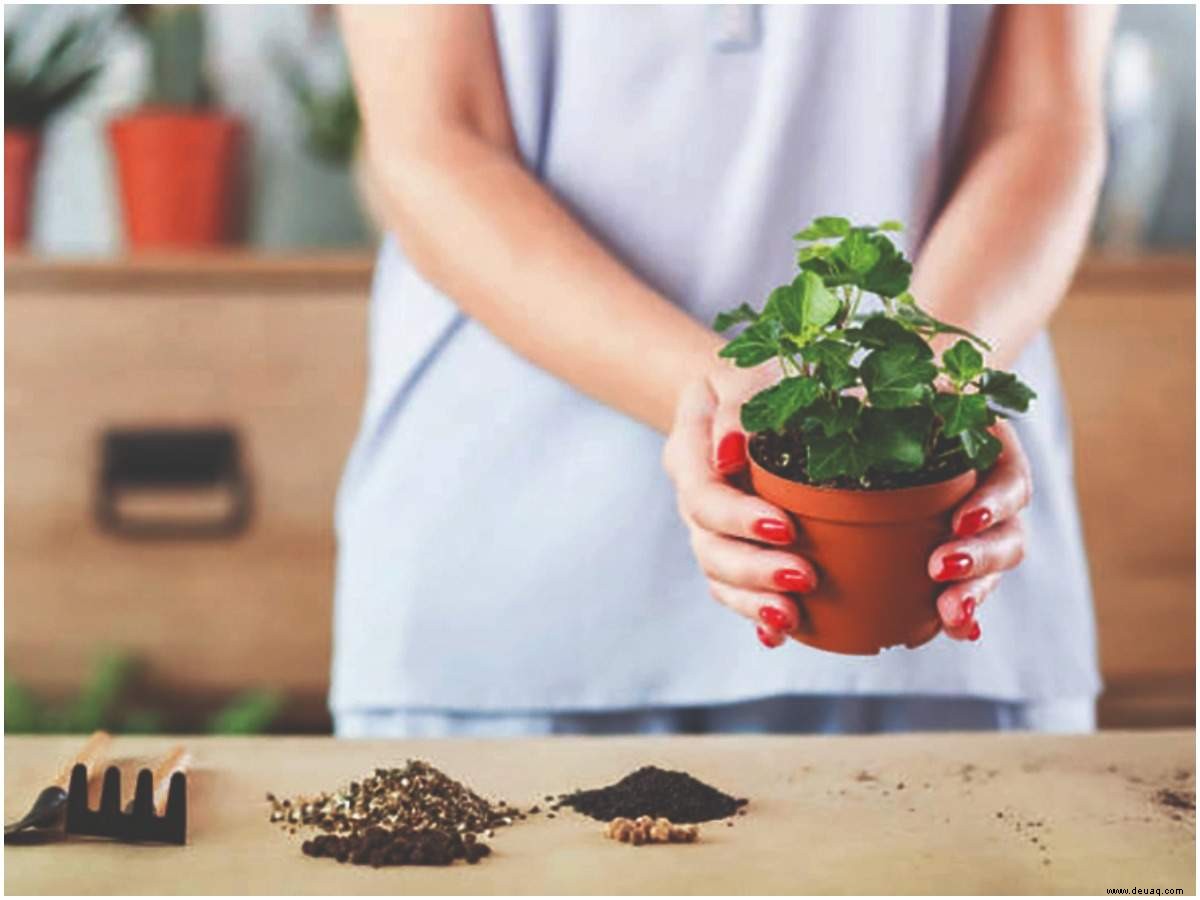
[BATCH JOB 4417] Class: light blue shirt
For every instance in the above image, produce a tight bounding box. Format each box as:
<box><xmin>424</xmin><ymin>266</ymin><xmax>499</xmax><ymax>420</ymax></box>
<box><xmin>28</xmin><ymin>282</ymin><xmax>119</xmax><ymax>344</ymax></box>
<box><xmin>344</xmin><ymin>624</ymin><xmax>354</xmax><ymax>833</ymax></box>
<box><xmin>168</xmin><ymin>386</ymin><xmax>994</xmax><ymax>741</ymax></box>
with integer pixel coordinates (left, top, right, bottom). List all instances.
<box><xmin>331</xmin><ymin>5</ymin><xmax>1101</xmax><ymax>714</ymax></box>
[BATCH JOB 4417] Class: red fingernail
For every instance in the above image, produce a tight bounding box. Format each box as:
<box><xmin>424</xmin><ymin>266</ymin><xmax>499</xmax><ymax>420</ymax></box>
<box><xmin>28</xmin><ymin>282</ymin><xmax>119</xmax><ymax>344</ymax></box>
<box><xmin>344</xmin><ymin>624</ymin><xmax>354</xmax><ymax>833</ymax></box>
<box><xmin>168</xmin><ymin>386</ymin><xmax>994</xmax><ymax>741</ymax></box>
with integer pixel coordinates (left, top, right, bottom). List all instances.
<box><xmin>935</xmin><ymin>552</ymin><xmax>973</xmax><ymax>581</ymax></box>
<box><xmin>773</xmin><ymin>568</ymin><xmax>814</xmax><ymax>593</ymax></box>
<box><xmin>956</xmin><ymin>508</ymin><xmax>992</xmax><ymax>537</ymax></box>
<box><xmin>753</xmin><ymin>518</ymin><xmax>793</xmax><ymax>544</ymax></box>
<box><xmin>756</xmin><ymin>625</ymin><xmax>784</xmax><ymax>648</ymax></box>
<box><xmin>758</xmin><ymin>605</ymin><xmax>794</xmax><ymax>631</ymax></box>
<box><xmin>715</xmin><ymin>432</ymin><xmax>747</xmax><ymax>474</ymax></box>
<box><xmin>962</xmin><ymin>597</ymin><xmax>976</xmax><ymax>619</ymax></box>
<box><xmin>968</xmin><ymin>621</ymin><xmax>982</xmax><ymax>642</ymax></box>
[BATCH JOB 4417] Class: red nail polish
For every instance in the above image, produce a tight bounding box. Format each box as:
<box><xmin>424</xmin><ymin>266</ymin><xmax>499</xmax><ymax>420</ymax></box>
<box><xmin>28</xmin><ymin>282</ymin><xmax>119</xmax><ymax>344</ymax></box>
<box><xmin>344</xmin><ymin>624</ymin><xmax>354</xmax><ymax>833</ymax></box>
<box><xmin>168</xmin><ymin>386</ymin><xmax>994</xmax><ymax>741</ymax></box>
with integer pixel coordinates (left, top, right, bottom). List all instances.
<box><xmin>753</xmin><ymin>518</ymin><xmax>793</xmax><ymax>544</ymax></box>
<box><xmin>968</xmin><ymin>621</ymin><xmax>982</xmax><ymax>642</ymax></box>
<box><xmin>962</xmin><ymin>597</ymin><xmax>976</xmax><ymax>619</ymax></box>
<box><xmin>935</xmin><ymin>552</ymin><xmax>973</xmax><ymax>581</ymax></box>
<box><xmin>956</xmin><ymin>508</ymin><xmax>992</xmax><ymax>537</ymax></box>
<box><xmin>773</xmin><ymin>568</ymin><xmax>814</xmax><ymax>593</ymax></box>
<box><xmin>715</xmin><ymin>432</ymin><xmax>747</xmax><ymax>474</ymax></box>
<box><xmin>756</xmin><ymin>625</ymin><xmax>784</xmax><ymax>648</ymax></box>
<box><xmin>758</xmin><ymin>605</ymin><xmax>793</xmax><ymax>631</ymax></box>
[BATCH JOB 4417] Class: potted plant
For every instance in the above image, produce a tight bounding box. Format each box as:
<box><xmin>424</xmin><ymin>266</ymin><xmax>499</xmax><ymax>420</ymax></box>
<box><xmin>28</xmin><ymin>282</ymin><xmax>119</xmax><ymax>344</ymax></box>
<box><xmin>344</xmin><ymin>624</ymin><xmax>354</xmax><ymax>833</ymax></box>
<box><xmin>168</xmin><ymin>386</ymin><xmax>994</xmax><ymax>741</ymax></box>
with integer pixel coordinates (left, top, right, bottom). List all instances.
<box><xmin>4</xmin><ymin>18</ymin><xmax>104</xmax><ymax>247</ymax></box>
<box><xmin>109</xmin><ymin>5</ymin><xmax>242</xmax><ymax>248</ymax></box>
<box><xmin>272</xmin><ymin>47</ymin><xmax>377</xmax><ymax>243</ymax></box>
<box><xmin>714</xmin><ymin>216</ymin><xmax>1035</xmax><ymax>655</ymax></box>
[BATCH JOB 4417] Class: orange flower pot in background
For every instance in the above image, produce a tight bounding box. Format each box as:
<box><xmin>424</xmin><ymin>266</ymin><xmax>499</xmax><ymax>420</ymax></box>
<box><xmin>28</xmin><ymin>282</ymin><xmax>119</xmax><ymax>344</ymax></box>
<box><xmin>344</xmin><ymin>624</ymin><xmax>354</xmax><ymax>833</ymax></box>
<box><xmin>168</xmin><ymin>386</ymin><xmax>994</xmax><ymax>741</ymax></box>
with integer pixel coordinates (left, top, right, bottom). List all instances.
<box><xmin>5</xmin><ymin>128</ymin><xmax>42</xmax><ymax>248</ymax></box>
<box><xmin>750</xmin><ymin>456</ymin><xmax>977</xmax><ymax>655</ymax></box>
<box><xmin>108</xmin><ymin>110</ymin><xmax>243</xmax><ymax>249</ymax></box>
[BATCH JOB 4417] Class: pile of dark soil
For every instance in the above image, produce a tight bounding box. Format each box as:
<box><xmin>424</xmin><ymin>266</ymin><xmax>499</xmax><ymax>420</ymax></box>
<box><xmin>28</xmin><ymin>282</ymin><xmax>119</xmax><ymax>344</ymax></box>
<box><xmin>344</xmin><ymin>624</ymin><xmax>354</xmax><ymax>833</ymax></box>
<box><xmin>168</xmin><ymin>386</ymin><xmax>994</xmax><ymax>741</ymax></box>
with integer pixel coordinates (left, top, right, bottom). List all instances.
<box><xmin>560</xmin><ymin>766</ymin><xmax>747</xmax><ymax>824</ymax></box>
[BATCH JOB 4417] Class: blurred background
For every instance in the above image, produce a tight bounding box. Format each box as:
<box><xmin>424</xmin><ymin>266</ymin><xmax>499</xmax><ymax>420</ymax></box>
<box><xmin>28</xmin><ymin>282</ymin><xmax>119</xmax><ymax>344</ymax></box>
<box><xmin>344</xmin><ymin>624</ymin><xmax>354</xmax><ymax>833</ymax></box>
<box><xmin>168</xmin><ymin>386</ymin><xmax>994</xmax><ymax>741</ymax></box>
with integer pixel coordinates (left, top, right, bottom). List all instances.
<box><xmin>4</xmin><ymin>4</ymin><xmax>1196</xmax><ymax>734</ymax></box>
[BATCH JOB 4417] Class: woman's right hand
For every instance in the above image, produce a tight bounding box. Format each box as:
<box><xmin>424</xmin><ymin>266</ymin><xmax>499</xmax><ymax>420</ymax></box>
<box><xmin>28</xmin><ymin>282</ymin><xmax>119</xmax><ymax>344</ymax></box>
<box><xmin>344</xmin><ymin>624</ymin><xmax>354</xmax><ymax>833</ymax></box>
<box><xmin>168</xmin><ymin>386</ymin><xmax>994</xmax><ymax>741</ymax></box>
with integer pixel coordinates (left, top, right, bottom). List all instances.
<box><xmin>662</xmin><ymin>361</ymin><xmax>821</xmax><ymax>649</ymax></box>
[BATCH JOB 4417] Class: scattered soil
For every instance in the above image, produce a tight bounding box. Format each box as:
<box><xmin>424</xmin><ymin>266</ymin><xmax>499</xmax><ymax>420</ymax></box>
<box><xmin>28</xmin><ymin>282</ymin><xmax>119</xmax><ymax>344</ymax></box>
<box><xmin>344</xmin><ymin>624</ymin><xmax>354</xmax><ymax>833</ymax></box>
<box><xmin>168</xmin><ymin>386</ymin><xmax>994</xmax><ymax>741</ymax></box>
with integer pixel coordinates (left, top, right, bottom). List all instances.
<box><xmin>750</xmin><ymin>429</ymin><xmax>971</xmax><ymax>491</ymax></box>
<box><xmin>560</xmin><ymin>766</ymin><xmax>747</xmax><ymax>824</ymax></box>
<box><xmin>1155</xmin><ymin>789</ymin><xmax>1195</xmax><ymax>814</ymax></box>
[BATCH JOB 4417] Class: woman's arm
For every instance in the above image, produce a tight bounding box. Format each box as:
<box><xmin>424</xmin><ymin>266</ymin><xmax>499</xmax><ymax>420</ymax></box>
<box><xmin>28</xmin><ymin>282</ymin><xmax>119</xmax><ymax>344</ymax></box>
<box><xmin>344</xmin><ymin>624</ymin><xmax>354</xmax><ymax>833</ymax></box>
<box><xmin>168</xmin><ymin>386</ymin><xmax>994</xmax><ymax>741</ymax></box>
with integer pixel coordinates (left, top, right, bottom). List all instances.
<box><xmin>339</xmin><ymin>5</ymin><xmax>718</xmax><ymax>432</ymax></box>
<box><xmin>914</xmin><ymin>5</ymin><xmax>1116</xmax><ymax>367</ymax></box>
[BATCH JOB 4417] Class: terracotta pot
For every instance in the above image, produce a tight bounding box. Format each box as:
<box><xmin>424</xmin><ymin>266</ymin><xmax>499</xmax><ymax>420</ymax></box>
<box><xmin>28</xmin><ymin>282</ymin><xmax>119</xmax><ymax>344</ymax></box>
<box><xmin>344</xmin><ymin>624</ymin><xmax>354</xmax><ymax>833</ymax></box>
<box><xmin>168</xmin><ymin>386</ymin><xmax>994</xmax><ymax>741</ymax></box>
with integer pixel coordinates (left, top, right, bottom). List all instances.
<box><xmin>5</xmin><ymin>128</ymin><xmax>42</xmax><ymax>248</ymax></box>
<box><xmin>750</xmin><ymin>455</ymin><xmax>977</xmax><ymax>655</ymax></box>
<box><xmin>108</xmin><ymin>110</ymin><xmax>243</xmax><ymax>248</ymax></box>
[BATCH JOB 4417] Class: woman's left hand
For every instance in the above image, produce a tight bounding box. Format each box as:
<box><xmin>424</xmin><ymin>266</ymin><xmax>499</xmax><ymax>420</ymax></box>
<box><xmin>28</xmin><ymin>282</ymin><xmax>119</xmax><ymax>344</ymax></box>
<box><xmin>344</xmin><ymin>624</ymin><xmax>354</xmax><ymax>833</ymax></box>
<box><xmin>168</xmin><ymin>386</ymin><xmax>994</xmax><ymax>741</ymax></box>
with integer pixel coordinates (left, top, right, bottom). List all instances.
<box><xmin>930</xmin><ymin>419</ymin><xmax>1033</xmax><ymax>642</ymax></box>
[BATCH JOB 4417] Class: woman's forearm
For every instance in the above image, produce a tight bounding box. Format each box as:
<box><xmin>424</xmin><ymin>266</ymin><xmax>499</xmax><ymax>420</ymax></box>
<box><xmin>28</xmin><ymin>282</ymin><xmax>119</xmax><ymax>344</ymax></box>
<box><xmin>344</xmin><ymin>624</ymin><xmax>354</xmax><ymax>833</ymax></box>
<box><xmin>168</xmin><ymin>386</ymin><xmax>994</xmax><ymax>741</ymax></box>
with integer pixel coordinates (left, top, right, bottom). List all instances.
<box><xmin>912</xmin><ymin>118</ymin><xmax>1107</xmax><ymax>369</ymax></box>
<box><xmin>368</xmin><ymin>130</ymin><xmax>720</xmax><ymax>434</ymax></box>
<box><xmin>912</xmin><ymin>5</ymin><xmax>1114</xmax><ymax>369</ymax></box>
<box><xmin>341</xmin><ymin>5</ymin><xmax>718</xmax><ymax>434</ymax></box>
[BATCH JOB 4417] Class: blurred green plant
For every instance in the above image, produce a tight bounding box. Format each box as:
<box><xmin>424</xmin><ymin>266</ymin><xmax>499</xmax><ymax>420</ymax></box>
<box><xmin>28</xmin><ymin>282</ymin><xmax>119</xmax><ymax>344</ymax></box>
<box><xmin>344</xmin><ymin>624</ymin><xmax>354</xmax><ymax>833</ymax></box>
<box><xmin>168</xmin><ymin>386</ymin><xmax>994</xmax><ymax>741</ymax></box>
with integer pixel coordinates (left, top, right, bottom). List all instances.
<box><xmin>5</xmin><ymin>650</ymin><xmax>283</xmax><ymax>735</ymax></box>
<box><xmin>124</xmin><ymin>4</ymin><xmax>211</xmax><ymax>108</ymax></box>
<box><xmin>4</xmin><ymin>16</ymin><xmax>106</xmax><ymax>129</ymax></box>
<box><xmin>205</xmin><ymin>689</ymin><xmax>283</xmax><ymax>735</ymax></box>
<box><xmin>274</xmin><ymin>51</ymin><xmax>360</xmax><ymax>166</ymax></box>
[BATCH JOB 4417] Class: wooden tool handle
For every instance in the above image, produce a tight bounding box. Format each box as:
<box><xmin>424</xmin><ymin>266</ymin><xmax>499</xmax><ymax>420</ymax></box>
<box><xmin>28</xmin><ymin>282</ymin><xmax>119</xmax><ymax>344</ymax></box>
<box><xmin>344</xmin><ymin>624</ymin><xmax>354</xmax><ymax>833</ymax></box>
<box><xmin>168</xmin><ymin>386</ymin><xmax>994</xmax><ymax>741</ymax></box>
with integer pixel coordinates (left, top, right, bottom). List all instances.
<box><xmin>53</xmin><ymin>730</ymin><xmax>111</xmax><ymax>789</ymax></box>
<box><xmin>151</xmin><ymin>746</ymin><xmax>191</xmax><ymax>814</ymax></box>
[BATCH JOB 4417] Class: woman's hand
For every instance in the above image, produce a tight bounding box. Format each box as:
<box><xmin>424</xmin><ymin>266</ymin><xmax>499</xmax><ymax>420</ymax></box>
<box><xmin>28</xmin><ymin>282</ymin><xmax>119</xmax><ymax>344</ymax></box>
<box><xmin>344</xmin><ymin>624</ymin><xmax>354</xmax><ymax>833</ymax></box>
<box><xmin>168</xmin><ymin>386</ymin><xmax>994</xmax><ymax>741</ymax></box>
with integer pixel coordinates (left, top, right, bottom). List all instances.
<box><xmin>929</xmin><ymin>418</ymin><xmax>1032</xmax><ymax>642</ymax></box>
<box><xmin>663</xmin><ymin>366</ymin><xmax>1033</xmax><ymax>649</ymax></box>
<box><xmin>663</xmin><ymin>362</ymin><xmax>820</xmax><ymax>649</ymax></box>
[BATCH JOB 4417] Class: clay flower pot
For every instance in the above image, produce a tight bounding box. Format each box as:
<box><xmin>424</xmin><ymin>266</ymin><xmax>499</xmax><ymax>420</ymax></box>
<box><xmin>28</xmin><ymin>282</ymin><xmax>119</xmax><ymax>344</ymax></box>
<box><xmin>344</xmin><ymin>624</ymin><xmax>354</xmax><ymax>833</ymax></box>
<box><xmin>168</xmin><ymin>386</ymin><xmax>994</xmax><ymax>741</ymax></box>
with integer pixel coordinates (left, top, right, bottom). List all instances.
<box><xmin>108</xmin><ymin>110</ymin><xmax>243</xmax><ymax>249</ymax></box>
<box><xmin>5</xmin><ymin>128</ymin><xmax>42</xmax><ymax>248</ymax></box>
<box><xmin>750</xmin><ymin>456</ymin><xmax>977</xmax><ymax>655</ymax></box>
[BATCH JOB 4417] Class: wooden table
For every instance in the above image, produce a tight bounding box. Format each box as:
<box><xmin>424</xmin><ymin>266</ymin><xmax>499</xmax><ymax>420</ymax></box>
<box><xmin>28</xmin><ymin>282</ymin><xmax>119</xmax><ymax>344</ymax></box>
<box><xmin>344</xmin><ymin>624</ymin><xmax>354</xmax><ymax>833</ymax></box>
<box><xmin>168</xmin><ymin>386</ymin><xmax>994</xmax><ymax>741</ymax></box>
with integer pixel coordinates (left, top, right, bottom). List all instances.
<box><xmin>5</xmin><ymin>732</ymin><xmax>1195</xmax><ymax>895</ymax></box>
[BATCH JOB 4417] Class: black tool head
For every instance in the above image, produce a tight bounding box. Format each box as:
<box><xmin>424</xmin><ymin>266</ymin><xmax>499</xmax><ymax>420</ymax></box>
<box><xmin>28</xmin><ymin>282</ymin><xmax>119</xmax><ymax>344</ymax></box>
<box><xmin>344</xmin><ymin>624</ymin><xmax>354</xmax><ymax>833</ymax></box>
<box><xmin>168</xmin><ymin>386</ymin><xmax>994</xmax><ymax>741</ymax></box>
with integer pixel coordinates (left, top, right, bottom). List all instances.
<box><xmin>65</xmin><ymin>764</ymin><xmax>187</xmax><ymax>845</ymax></box>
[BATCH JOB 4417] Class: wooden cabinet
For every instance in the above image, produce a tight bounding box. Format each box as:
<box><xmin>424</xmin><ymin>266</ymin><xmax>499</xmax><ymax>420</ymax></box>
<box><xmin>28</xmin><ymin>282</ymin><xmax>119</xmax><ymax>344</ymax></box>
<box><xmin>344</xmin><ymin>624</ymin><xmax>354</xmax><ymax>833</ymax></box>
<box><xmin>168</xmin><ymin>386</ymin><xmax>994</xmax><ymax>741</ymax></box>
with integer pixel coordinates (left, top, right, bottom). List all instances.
<box><xmin>4</xmin><ymin>254</ymin><xmax>1194</xmax><ymax>729</ymax></box>
<box><xmin>1050</xmin><ymin>256</ymin><xmax>1196</xmax><ymax>727</ymax></box>
<box><xmin>5</xmin><ymin>256</ymin><xmax>371</xmax><ymax>729</ymax></box>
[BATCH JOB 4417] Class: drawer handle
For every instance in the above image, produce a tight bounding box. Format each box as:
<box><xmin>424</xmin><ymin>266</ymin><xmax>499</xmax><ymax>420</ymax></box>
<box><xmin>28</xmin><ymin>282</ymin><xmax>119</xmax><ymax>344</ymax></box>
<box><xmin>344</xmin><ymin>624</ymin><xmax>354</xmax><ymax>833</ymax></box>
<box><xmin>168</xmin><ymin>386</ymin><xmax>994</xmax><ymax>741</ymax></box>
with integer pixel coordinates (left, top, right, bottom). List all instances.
<box><xmin>94</xmin><ymin>427</ymin><xmax>252</xmax><ymax>539</ymax></box>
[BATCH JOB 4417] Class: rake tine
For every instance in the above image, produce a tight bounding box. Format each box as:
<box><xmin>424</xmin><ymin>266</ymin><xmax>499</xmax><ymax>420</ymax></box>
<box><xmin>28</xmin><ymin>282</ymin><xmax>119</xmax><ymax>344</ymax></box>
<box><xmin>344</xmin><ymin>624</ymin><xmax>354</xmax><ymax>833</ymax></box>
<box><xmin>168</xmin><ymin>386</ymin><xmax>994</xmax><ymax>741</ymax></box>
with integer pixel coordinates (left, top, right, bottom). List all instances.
<box><xmin>99</xmin><ymin>767</ymin><xmax>122</xmax><ymax>816</ymax></box>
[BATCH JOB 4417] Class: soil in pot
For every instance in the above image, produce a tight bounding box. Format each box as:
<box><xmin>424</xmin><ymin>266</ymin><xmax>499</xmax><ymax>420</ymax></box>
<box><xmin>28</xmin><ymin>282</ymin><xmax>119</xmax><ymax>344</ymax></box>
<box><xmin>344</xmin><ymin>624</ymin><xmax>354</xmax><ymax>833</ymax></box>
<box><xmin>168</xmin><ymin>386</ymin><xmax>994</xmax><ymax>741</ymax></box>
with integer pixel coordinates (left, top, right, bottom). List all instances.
<box><xmin>748</xmin><ymin>431</ymin><xmax>977</xmax><ymax>655</ymax></box>
<box><xmin>5</xmin><ymin>129</ymin><xmax>41</xmax><ymax>248</ymax></box>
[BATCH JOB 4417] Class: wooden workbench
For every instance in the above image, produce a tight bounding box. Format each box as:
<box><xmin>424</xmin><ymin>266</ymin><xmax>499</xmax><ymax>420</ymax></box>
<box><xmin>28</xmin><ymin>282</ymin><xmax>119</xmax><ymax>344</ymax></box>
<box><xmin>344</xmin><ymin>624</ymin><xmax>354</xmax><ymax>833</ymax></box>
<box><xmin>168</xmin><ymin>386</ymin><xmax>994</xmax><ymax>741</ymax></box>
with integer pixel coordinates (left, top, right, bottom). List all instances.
<box><xmin>4</xmin><ymin>731</ymin><xmax>1195</xmax><ymax>895</ymax></box>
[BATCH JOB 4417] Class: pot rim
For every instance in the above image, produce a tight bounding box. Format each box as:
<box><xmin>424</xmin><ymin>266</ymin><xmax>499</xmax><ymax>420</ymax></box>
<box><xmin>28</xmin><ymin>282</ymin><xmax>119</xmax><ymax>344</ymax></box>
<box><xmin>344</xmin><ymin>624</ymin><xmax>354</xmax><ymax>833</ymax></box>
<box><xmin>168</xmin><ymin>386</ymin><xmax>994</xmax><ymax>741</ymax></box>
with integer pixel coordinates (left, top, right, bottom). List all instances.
<box><xmin>748</xmin><ymin>453</ymin><xmax>978</xmax><ymax>524</ymax></box>
<box><xmin>108</xmin><ymin>108</ymin><xmax>242</xmax><ymax>127</ymax></box>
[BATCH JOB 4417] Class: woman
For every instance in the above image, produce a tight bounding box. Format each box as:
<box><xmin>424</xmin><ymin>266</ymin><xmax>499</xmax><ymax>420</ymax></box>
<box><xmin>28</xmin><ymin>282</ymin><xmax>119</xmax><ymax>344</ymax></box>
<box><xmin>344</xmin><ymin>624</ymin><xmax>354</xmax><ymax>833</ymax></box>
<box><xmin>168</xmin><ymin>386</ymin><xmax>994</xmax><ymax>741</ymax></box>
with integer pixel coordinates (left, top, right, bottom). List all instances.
<box><xmin>333</xmin><ymin>5</ymin><xmax>1112</xmax><ymax>737</ymax></box>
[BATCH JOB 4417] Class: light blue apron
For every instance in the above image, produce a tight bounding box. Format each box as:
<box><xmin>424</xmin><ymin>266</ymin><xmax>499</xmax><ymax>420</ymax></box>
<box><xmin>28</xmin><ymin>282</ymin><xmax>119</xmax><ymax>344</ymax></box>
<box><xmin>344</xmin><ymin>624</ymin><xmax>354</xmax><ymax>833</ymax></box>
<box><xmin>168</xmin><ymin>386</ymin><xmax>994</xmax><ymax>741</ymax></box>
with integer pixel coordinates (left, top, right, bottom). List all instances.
<box><xmin>331</xmin><ymin>5</ymin><xmax>1101</xmax><ymax>734</ymax></box>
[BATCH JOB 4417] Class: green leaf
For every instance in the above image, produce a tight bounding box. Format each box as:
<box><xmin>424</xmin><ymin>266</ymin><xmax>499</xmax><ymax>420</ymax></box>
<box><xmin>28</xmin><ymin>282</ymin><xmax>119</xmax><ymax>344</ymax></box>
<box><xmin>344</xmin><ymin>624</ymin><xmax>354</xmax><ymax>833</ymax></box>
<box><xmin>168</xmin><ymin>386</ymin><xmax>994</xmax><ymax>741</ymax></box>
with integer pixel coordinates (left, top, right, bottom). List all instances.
<box><xmin>802</xmin><ymin>339</ymin><xmax>857</xmax><ymax>390</ymax></box>
<box><xmin>877</xmin><ymin>219</ymin><xmax>904</xmax><ymax>232</ymax></box>
<box><xmin>860</xmin><ymin>406</ymin><xmax>934</xmax><ymax>472</ymax></box>
<box><xmin>860</xmin><ymin>344</ymin><xmax>937</xmax><ymax>408</ymax></box>
<box><xmin>740</xmin><ymin>377</ymin><xmax>822</xmax><ymax>433</ymax></box>
<box><xmin>860</xmin><ymin>234</ymin><xmax>912</xmax><ymax>297</ymax></box>
<box><xmin>713</xmin><ymin>303</ymin><xmax>759</xmax><ymax>333</ymax></box>
<box><xmin>797</xmin><ymin>271</ymin><xmax>840</xmax><ymax>329</ymax></box>
<box><xmin>802</xmin><ymin>396</ymin><xmax>861</xmax><ymax>438</ymax></box>
<box><xmin>893</xmin><ymin>304</ymin><xmax>993</xmax><ymax>351</ymax></box>
<box><xmin>979</xmin><ymin>369</ymin><xmax>1037</xmax><ymax>413</ymax></box>
<box><xmin>942</xmin><ymin>339</ymin><xmax>984</xmax><ymax>384</ymax></box>
<box><xmin>933</xmin><ymin>392</ymin><xmax>992</xmax><ymax>436</ymax></box>
<box><xmin>960</xmin><ymin>428</ymin><xmax>1003</xmax><ymax>471</ymax></box>
<box><xmin>806</xmin><ymin>432</ymin><xmax>870</xmax><ymax>482</ymax></box>
<box><xmin>833</xmin><ymin>230</ymin><xmax>881</xmax><ymax>274</ymax></box>
<box><xmin>718</xmin><ymin>318</ymin><xmax>782</xmax><ymax>367</ymax></box>
<box><xmin>845</xmin><ymin>314</ymin><xmax>931</xmax><ymax>354</ymax></box>
<box><xmin>765</xmin><ymin>272</ymin><xmax>841</xmax><ymax>337</ymax></box>
<box><xmin>796</xmin><ymin>244</ymin><xmax>834</xmax><ymax>264</ymax></box>
<box><xmin>794</xmin><ymin>216</ymin><xmax>851</xmax><ymax>241</ymax></box>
